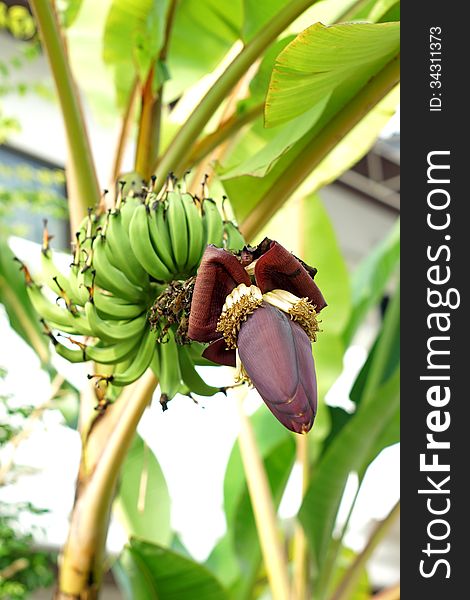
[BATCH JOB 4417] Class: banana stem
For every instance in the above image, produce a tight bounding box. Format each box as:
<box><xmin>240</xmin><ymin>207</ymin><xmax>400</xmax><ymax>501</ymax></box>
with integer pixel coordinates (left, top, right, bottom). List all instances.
<box><xmin>240</xmin><ymin>54</ymin><xmax>400</xmax><ymax>242</ymax></box>
<box><xmin>291</xmin><ymin>434</ymin><xmax>310</xmax><ymax>600</ymax></box>
<box><xmin>180</xmin><ymin>102</ymin><xmax>264</xmax><ymax>173</ymax></box>
<box><xmin>134</xmin><ymin>0</ymin><xmax>178</xmax><ymax>180</ymax></box>
<box><xmin>135</xmin><ymin>65</ymin><xmax>161</xmax><ymax>180</ymax></box>
<box><xmin>235</xmin><ymin>390</ymin><xmax>291</xmax><ymax>600</ymax></box>
<box><xmin>329</xmin><ymin>501</ymin><xmax>400</xmax><ymax>600</ymax></box>
<box><xmin>188</xmin><ymin>68</ymin><xmax>255</xmax><ymax>194</ymax></box>
<box><xmin>153</xmin><ymin>0</ymin><xmax>318</xmax><ymax>179</ymax></box>
<box><xmin>30</xmin><ymin>0</ymin><xmax>100</xmax><ymax>231</ymax></box>
<box><xmin>56</xmin><ymin>370</ymin><xmax>158</xmax><ymax>598</ymax></box>
<box><xmin>110</xmin><ymin>77</ymin><xmax>139</xmax><ymax>195</ymax></box>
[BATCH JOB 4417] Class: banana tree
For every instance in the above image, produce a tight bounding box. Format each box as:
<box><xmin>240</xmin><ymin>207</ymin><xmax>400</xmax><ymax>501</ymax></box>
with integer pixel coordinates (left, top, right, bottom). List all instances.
<box><xmin>1</xmin><ymin>0</ymin><xmax>400</xmax><ymax>598</ymax></box>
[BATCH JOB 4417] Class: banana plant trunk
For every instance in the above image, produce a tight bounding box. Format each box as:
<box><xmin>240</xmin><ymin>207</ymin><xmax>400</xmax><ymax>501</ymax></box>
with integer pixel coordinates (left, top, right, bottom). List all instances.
<box><xmin>55</xmin><ymin>372</ymin><xmax>157</xmax><ymax>598</ymax></box>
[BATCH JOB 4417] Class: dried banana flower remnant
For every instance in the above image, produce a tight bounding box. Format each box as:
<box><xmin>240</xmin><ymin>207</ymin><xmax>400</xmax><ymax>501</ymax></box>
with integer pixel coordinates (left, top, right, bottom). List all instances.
<box><xmin>188</xmin><ymin>240</ymin><xmax>327</xmax><ymax>434</ymax></box>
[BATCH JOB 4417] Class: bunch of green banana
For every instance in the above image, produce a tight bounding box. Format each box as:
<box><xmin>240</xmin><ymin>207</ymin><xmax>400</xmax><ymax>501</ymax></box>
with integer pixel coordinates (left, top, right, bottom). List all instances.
<box><xmin>20</xmin><ymin>175</ymin><xmax>243</xmax><ymax>408</ymax></box>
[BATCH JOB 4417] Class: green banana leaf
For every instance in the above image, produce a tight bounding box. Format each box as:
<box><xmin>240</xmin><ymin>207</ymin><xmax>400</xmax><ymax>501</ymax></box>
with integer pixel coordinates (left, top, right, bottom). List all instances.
<box><xmin>103</xmin><ymin>0</ymin><xmax>170</xmax><ymax>83</ymax></box>
<box><xmin>102</xmin><ymin>0</ymin><xmax>243</xmax><ymax>104</ymax></box>
<box><xmin>68</xmin><ymin>0</ymin><xmax>242</xmax><ymax>118</ymax></box>
<box><xmin>165</xmin><ymin>0</ymin><xmax>243</xmax><ymax>100</ymax></box>
<box><xmin>223</xmin><ymin>1</ymin><xmax>396</xmax><ymax>176</ymax></box>
<box><xmin>0</xmin><ymin>236</ymin><xmax>50</xmax><ymax>366</ymax></box>
<box><xmin>114</xmin><ymin>538</ymin><xmax>229</xmax><ymax>600</ymax></box>
<box><xmin>242</xmin><ymin>0</ymin><xmax>289</xmax><ymax>42</ymax></box>
<box><xmin>324</xmin><ymin>279</ymin><xmax>399</xmax><ymax>456</ymax></box>
<box><xmin>265</xmin><ymin>22</ymin><xmax>399</xmax><ymax>127</ymax></box>
<box><xmin>244</xmin><ymin>36</ymin><xmax>295</xmax><ymax>110</ymax></box>
<box><xmin>222</xmin><ymin>22</ymin><xmax>399</xmax><ymax>224</ymax></box>
<box><xmin>222</xmin><ymin>97</ymin><xmax>331</xmax><ymax>180</ymax></box>
<box><xmin>114</xmin><ymin>434</ymin><xmax>172</xmax><ymax>546</ymax></box>
<box><xmin>299</xmin><ymin>367</ymin><xmax>400</xmax><ymax>577</ymax></box>
<box><xmin>204</xmin><ymin>533</ymin><xmax>240</xmax><ymax>590</ymax></box>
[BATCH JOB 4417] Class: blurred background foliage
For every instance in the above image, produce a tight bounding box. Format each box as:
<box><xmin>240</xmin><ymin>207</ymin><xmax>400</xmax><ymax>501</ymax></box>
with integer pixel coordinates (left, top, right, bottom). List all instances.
<box><xmin>0</xmin><ymin>0</ymin><xmax>399</xmax><ymax>598</ymax></box>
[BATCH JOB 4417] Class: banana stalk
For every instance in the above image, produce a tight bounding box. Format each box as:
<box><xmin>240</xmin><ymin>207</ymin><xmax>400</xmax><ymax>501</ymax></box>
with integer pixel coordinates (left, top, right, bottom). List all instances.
<box><xmin>292</xmin><ymin>434</ymin><xmax>310</xmax><ymax>600</ymax></box>
<box><xmin>30</xmin><ymin>0</ymin><xmax>100</xmax><ymax>231</ymax></box>
<box><xmin>56</xmin><ymin>370</ymin><xmax>158</xmax><ymax>599</ymax></box>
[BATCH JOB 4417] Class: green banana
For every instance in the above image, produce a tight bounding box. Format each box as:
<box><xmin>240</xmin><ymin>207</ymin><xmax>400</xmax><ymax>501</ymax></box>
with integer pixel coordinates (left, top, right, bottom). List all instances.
<box><xmin>77</xmin><ymin>209</ymin><xmax>102</xmax><ymax>248</ymax></box>
<box><xmin>39</xmin><ymin>248</ymin><xmax>80</xmax><ymax>305</ymax></box>
<box><xmin>158</xmin><ymin>328</ymin><xmax>182</xmax><ymax>402</ymax></box>
<box><xmin>53</xmin><ymin>336</ymin><xmax>87</xmax><ymax>363</ymax></box>
<box><xmin>104</xmin><ymin>209</ymin><xmax>150</xmax><ymax>288</ymax></box>
<box><xmin>27</xmin><ymin>283</ymin><xmax>92</xmax><ymax>336</ymax></box>
<box><xmin>53</xmin><ymin>333</ymin><xmax>141</xmax><ymax>365</ymax></box>
<box><xmin>70</xmin><ymin>244</ymin><xmax>92</xmax><ymax>306</ymax></box>
<box><xmin>181</xmin><ymin>192</ymin><xmax>204</xmax><ymax>273</ymax></box>
<box><xmin>92</xmin><ymin>235</ymin><xmax>145</xmax><ymax>303</ymax></box>
<box><xmin>150</xmin><ymin>338</ymin><xmax>161</xmax><ymax>379</ymax></box>
<box><xmin>118</xmin><ymin>172</ymin><xmax>146</xmax><ymax>202</ymax></box>
<box><xmin>119</xmin><ymin>195</ymin><xmax>141</xmax><ymax>233</ymax></box>
<box><xmin>166</xmin><ymin>190</ymin><xmax>189</xmax><ymax>273</ymax></box>
<box><xmin>108</xmin><ymin>327</ymin><xmax>157</xmax><ymax>387</ymax></box>
<box><xmin>68</xmin><ymin>236</ymin><xmax>87</xmax><ymax>304</ymax></box>
<box><xmin>202</xmin><ymin>198</ymin><xmax>224</xmax><ymax>248</ymax></box>
<box><xmin>86</xmin><ymin>334</ymin><xmax>141</xmax><ymax>364</ymax></box>
<box><xmin>68</xmin><ymin>264</ymin><xmax>84</xmax><ymax>306</ymax></box>
<box><xmin>85</xmin><ymin>300</ymin><xmax>147</xmax><ymax>343</ymax></box>
<box><xmin>223</xmin><ymin>221</ymin><xmax>246</xmax><ymax>252</ymax></box>
<box><xmin>148</xmin><ymin>200</ymin><xmax>178</xmax><ymax>273</ymax></box>
<box><xmin>93</xmin><ymin>287</ymin><xmax>146</xmax><ymax>321</ymax></box>
<box><xmin>177</xmin><ymin>382</ymin><xmax>192</xmax><ymax>398</ymax></box>
<box><xmin>129</xmin><ymin>202</ymin><xmax>174</xmax><ymax>282</ymax></box>
<box><xmin>75</xmin><ymin>260</ymin><xmax>95</xmax><ymax>305</ymax></box>
<box><xmin>178</xmin><ymin>344</ymin><xmax>221</xmax><ymax>397</ymax></box>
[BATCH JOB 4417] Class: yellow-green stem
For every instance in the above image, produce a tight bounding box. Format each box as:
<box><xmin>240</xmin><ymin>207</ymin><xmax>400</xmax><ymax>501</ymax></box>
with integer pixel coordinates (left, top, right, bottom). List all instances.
<box><xmin>179</xmin><ymin>102</ymin><xmax>264</xmax><ymax>175</ymax></box>
<box><xmin>57</xmin><ymin>370</ymin><xmax>158</xmax><ymax>598</ymax></box>
<box><xmin>291</xmin><ymin>434</ymin><xmax>310</xmax><ymax>599</ymax></box>
<box><xmin>235</xmin><ymin>391</ymin><xmax>290</xmax><ymax>600</ymax></box>
<box><xmin>135</xmin><ymin>66</ymin><xmax>162</xmax><ymax>180</ymax></box>
<box><xmin>30</xmin><ymin>0</ymin><xmax>100</xmax><ymax>230</ymax></box>
<box><xmin>110</xmin><ymin>77</ymin><xmax>139</xmax><ymax>193</ymax></box>
<box><xmin>135</xmin><ymin>0</ymin><xmax>178</xmax><ymax>180</ymax></box>
<box><xmin>153</xmin><ymin>0</ymin><xmax>318</xmax><ymax>179</ymax></box>
<box><xmin>240</xmin><ymin>54</ymin><xmax>400</xmax><ymax>242</ymax></box>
